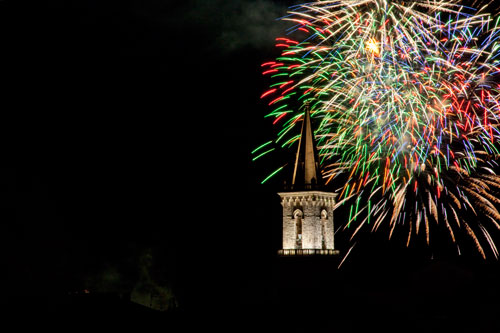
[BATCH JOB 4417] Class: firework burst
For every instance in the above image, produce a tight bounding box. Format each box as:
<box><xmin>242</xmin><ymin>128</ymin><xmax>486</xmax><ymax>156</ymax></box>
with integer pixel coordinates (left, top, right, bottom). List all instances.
<box><xmin>256</xmin><ymin>0</ymin><xmax>500</xmax><ymax>258</ymax></box>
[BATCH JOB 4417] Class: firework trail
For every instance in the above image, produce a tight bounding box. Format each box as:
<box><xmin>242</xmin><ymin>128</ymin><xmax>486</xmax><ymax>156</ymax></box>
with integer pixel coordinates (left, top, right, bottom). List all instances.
<box><xmin>255</xmin><ymin>0</ymin><xmax>500</xmax><ymax>258</ymax></box>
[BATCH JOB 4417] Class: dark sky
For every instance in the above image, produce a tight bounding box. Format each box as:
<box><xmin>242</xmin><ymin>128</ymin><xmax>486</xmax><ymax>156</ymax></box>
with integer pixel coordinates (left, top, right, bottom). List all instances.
<box><xmin>0</xmin><ymin>0</ymin><xmax>294</xmax><ymax>313</ymax></box>
<box><xmin>3</xmin><ymin>0</ymin><xmax>500</xmax><ymax>326</ymax></box>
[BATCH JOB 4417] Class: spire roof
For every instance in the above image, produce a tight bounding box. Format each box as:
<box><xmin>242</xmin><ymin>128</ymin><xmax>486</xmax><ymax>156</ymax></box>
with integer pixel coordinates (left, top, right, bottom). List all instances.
<box><xmin>291</xmin><ymin>104</ymin><xmax>322</xmax><ymax>190</ymax></box>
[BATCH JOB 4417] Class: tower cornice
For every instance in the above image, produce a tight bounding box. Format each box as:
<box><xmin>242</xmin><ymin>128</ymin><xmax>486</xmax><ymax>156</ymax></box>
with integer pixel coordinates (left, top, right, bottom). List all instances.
<box><xmin>277</xmin><ymin>190</ymin><xmax>338</xmax><ymax>198</ymax></box>
<box><xmin>278</xmin><ymin>191</ymin><xmax>338</xmax><ymax>207</ymax></box>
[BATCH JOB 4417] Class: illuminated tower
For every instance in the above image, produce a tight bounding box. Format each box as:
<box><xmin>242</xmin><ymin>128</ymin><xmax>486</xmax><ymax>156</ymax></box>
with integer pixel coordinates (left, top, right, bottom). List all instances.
<box><xmin>278</xmin><ymin>105</ymin><xmax>339</xmax><ymax>256</ymax></box>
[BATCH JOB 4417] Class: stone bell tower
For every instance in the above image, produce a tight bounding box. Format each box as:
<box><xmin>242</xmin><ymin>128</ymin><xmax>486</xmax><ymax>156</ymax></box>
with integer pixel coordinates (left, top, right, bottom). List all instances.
<box><xmin>278</xmin><ymin>105</ymin><xmax>339</xmax><ymax>256</ymax></box>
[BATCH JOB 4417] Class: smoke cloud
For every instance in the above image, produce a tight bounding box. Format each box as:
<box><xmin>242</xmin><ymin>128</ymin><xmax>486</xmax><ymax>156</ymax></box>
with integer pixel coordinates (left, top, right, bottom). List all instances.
<box><xmin>179</xmin><ymin>0</ymin><xmax>295</xmax><ymax>53</ymax></box>
<box><xmin>214</xmin><ymin>0</ymin><xmax>290</xmax><ymax>52</ymax></box>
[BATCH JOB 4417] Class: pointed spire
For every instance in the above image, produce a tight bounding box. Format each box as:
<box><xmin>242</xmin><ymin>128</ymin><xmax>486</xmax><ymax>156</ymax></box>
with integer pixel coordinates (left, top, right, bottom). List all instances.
<box><xmin>291</xmin><ymin>104</ymin><xmax>322</xmax><ymax>190</ymax></box>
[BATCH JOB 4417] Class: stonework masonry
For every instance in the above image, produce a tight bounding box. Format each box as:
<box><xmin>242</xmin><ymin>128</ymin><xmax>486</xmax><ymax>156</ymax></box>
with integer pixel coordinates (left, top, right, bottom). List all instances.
<box><xmin>278</xmin><ymin>191</ymin><xmax>338</xmax><ymax>255</ymax></box>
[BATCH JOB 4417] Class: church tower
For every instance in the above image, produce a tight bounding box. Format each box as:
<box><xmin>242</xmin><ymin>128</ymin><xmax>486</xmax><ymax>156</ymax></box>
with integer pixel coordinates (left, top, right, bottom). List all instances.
<box><xmin>278</xmin><ymin>105</ymin><xmax>339</xmax><ymax>256</ymax></box>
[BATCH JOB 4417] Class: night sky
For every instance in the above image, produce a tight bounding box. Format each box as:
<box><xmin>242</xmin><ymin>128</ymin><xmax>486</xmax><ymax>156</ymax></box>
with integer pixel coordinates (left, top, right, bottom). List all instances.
<box><xmin>3</xmin><ymin>0</ymin><xmax>500</xmax><ymax>330</ymax></box>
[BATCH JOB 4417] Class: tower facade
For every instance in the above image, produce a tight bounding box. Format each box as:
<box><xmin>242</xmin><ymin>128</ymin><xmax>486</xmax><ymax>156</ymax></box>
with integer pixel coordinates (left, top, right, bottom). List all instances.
<box><xmin>278</xmin><ymin>106</ymin><xmax>339</xmax><ymax>256</ymax></box>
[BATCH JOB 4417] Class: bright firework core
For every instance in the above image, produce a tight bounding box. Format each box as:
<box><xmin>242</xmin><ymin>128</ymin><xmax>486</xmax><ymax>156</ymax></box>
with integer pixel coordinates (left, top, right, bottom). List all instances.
<box><xmin>255</xmin><ymin>0</ymin><xmax>500</xmax><ymax>259</ymax></box>
<box><xmin>365</xmin><ymin>38</ymin><xmax>380</xmax><ymax>56</ymax></box>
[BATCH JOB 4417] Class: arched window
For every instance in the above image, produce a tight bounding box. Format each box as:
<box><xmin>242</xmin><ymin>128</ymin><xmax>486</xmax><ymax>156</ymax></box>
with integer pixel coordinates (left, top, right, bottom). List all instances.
<box><xmin>321</xmin><ymin>209</ymin><xmax>328</xmax><ymax>249</ymax></box>
<box><xmin>293</xmin><ymin>209</ymin><xmax>303</xmax><ymax>249</ymax></box>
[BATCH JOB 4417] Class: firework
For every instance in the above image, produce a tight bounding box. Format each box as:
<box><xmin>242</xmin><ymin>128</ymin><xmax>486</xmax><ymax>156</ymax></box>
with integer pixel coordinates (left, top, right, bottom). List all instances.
<box><xmin>256</xmin><ymin>0</ymin><xmax>500</xmax><ymax>258</ymax></box>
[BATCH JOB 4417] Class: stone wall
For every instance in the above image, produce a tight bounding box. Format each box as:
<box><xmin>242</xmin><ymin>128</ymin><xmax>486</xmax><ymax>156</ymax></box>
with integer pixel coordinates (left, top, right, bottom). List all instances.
<box><xmin>278</xmin><ymin>191</ymin><xmax>337</xmax><ymax>253</ymax></box>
